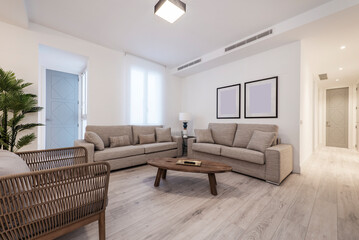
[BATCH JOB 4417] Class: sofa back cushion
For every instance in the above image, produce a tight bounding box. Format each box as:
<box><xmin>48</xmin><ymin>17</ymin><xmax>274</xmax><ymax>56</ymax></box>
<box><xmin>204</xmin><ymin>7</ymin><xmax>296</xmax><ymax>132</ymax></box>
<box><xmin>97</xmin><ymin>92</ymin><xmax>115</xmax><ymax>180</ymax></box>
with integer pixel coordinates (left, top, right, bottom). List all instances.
<box><xmin>233</xmin><ymin>124</ymin><xmax>278</xmax><ymax>148</ymax></box>
<box><xmin>86</xmin><ymin>125</ymin><xmax>133</xmax><ymax>147</ymax></box>
<box><xmin>208</xmin><ymin>123</ymin><xmax>237</xmax><ymax>146</ymax></box>
<box><xmin>132</xmin><ymin>125</ymin><xmax>162</xmax><ymax>144</ymax></box>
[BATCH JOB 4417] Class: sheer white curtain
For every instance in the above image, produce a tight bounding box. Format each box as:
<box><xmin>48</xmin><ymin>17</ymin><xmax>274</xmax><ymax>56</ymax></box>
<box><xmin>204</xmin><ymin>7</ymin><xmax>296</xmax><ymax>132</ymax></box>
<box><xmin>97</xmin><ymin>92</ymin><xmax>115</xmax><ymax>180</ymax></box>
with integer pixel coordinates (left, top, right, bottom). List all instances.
<box><xmin>80</xmin><ymin>70</ymin><xmax>88</xmax><ymax>138</ymax></box>
<box><xmin>125</xmin><ymin>54</ymin><xmax>164</xmax><ymax>125</ymax></box>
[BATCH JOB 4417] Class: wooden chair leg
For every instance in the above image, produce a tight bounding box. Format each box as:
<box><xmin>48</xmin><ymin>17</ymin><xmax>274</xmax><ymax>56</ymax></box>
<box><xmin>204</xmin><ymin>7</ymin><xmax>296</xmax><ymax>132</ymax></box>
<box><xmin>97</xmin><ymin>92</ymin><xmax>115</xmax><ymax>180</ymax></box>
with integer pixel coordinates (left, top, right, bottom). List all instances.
<box><xmin>99</xmin><ymin>211</ymin><xmax>106</xmax><ymax>240</ymax></box>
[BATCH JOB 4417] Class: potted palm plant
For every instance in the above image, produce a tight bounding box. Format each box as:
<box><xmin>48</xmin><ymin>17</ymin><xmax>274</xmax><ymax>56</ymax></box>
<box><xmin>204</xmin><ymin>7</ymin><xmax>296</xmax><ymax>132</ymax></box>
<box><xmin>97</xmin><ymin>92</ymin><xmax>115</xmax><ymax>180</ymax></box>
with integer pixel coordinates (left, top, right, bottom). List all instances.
<box><xmin>0</xmin><ymin>68</ymin><xmax>43</xmax><ymax>151</ymax></box>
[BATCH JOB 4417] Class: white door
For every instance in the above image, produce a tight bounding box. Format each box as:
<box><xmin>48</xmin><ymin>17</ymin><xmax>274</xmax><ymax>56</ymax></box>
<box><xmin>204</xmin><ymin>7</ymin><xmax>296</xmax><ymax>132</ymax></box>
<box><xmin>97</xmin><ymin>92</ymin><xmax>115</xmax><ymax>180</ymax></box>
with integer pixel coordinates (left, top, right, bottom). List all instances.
<box><xmin>326</xmin><ymin>87</ymin><xmax>349</xmax><ymax>148</ymax></box>
<box><xmin>356</xmin><ymin>84</ymin><xmax>359</xmax><ymax>151</ymax></box>
<box><xmin>46</xmin><ymin>69</ymin><xmax>79</xmax><ymax>149</ymax></box>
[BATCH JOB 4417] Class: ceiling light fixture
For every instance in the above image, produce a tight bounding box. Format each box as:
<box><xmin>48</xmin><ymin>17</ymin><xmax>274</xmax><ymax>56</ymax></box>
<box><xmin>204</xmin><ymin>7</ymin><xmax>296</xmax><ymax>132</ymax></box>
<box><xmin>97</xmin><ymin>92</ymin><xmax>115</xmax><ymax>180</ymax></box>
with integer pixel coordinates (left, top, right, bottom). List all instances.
<box><xmin>339</xmin><ymin>67</ymin><xmax>343</xmax><ymax>71</ymax></box>
<box><xmin>336</xmin><ymin>79</ymin><xmax>340</xmax><ymax>81</ymax></box>
<box><xmin>155</xmin><ymin>0</ymin><xmax>186</xmax><ymax>23</ymax></box>
<box><xmin>340</xmin><ymin>45</ymin><xmax>346</xmax><ymax>50</ymax></box>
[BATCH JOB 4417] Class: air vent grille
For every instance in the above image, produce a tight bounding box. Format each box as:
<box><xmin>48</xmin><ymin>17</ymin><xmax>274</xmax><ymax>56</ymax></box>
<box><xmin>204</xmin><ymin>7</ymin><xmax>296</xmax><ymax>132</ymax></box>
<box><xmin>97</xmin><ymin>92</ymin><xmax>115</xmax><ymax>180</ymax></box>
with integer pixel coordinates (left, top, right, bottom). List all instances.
<box><xmin>177</xmin><ymin>59</ymin><xmax>202</xmax><ymax>71</ymax></box>
<box><xmin>225</xmin><ymin>29</ymin><xmax>273</xmax><ymax>52</ymax></box>
<box><xmin>319</xmin><ymin>74</ymin><xmax>328</xmax><ymax>80</ymax></box>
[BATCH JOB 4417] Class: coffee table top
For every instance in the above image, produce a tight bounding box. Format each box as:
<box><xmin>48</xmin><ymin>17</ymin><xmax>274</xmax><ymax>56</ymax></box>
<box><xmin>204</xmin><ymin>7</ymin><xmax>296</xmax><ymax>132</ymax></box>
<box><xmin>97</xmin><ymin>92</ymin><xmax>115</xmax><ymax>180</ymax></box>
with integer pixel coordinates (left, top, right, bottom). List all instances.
<box><xmin>147</xmin><ymin>158</ymin><xmax>232</xmax><ymax>174</ymax></box>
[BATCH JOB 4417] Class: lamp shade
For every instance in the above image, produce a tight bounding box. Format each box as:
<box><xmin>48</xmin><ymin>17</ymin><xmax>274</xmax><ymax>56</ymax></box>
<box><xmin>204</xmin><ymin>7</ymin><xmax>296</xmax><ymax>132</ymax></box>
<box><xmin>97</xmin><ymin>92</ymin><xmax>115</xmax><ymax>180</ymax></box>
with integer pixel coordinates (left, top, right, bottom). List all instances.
<box><xmin>179</xmin><ymin>112</ymin><xmax>192</xmax><ymax>121</ymax></box>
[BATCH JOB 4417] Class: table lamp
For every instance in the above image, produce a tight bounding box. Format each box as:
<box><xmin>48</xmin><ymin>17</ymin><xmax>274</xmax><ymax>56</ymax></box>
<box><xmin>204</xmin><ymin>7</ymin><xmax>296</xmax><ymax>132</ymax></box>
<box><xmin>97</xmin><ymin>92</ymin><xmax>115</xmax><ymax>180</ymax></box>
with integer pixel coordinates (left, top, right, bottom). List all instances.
<box><xmin>179</xmin><ymin>112</ymin><xmax>192</xmax><ymax>138</ymax></box>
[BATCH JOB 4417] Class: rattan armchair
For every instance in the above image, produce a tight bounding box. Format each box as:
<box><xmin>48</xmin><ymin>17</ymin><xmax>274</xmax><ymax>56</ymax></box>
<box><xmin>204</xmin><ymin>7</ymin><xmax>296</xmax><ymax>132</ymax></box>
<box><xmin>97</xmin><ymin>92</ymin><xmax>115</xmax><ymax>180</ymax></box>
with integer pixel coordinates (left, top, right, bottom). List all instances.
<box><xmin>0</xmin><ymin>147</ymin><xmax>110</xmax><ymax>240</ymax></box>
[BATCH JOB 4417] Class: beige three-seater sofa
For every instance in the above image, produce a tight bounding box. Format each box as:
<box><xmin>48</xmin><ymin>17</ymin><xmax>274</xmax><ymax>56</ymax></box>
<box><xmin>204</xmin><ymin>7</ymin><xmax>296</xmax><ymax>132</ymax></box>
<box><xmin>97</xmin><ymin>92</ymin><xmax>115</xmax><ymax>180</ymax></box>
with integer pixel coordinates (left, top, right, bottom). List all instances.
<box><xmin>75</xmin><ymin>125</ymin><xmax>183</xmax><ymax>170</ymax></box>
<box><xmin>188</xmin><ymin>123</ymin><xmax>293</xmax><ymax>185</ymax></box>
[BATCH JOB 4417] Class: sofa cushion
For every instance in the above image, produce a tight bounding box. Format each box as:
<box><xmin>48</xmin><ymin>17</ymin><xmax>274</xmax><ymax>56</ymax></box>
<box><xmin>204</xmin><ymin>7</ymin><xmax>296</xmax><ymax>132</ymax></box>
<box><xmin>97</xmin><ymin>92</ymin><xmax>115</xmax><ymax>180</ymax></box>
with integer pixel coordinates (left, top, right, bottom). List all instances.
<box><xmin>94</xmin><ymin>145</ymin><xmax>145</xmax><ymax>162</ymax></box>
<box><xmin>192</xmin><ymin>143</ymin><xmax>221</xmax><ymax>156</ymax></box>
<box><xmin>0</xmin><ymin>150</ymin><xmax>30</xmax><ymax>177</ymax></box>
<box><xmin>144</xmin><ymin>142</ymin><xmax>177</xmax><ymax>154</ymax></box>
<box><xmin>247</xmin><ymin>130</ymin><xmax>276</xmax><ymax>153</ymax></box>
<box><xmin>133</xmin><ymin>125</ymin><xmax>162</xmax><ymax>144</ymax></box>
<box><xmin>85</xmin><ymin>131</ymin><xmax>105</xmax><ymax>151</ymax></box>
<box><xmin>109</xmin><ymin>135</ymin><xmax>131</xmax><ymax>148</ymax></box>
<box><xmin>156</xmin><ymin>128</ymin><xmax>172</xmax><ymax>143</ymax></box>
<box><xmin>86</xmin><ymin>125</ymin><xmax>133</xmax><ymax>147</ymax></box>
<box><xmin>233</xmin><ymin>124</ymin><xmax>278</xmax><ymax>148</ymax></box>
<box><xmin>208</xmin><ymin>123</ymin><xmax>237</xmax><ymax>146</ymax></box>
<box><xmin>194</xmin><ymin>129</ymin><xmax>214</xmax><ymax>143</ymax></box>
<box><xmin>139</xmin><ymin>134</ymin><xmax>156</xmax><ymax>145</ymax></box>
<box><xmin>221</xmin><ymin>146</ymin><xmax>265</xmax><ymax>164</ymax></box>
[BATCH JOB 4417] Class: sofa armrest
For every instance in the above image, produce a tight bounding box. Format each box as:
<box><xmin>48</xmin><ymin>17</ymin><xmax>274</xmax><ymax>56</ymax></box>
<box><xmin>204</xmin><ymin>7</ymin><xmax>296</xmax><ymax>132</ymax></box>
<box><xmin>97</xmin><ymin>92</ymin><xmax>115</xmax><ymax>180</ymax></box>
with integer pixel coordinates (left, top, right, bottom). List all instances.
<box><xmin>265</xmin><ymin>144</ymin><xmax>293</xmax><ymax>185</ymax></box>
<box><xmin>75</xmin><ymin>140</ymin><xmax>95</xmax><ymax>163</ymax></box>
<box><xmin>172</xmin><ymin>136</ymin><xmax>183</xmax><ymax>157</ymax></box>
<box><xmin>187</xmin><ymin>138</ymin><xmax>197</xmax><ymax>158</ymax></box>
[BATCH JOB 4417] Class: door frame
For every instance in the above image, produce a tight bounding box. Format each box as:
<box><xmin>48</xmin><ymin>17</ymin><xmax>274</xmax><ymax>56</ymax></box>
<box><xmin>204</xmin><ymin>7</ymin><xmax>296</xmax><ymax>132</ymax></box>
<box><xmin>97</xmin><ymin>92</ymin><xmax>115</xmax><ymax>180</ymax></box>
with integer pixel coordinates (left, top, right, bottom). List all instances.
<box><xmin>38</xmin><ymin>66</ymin><xmax>86</xmax><ymax>149</ymax></box>
<box><xmin>319</xmin><ymin>84</ymin><xmax>356</xmax><ymax>149</ymax></box>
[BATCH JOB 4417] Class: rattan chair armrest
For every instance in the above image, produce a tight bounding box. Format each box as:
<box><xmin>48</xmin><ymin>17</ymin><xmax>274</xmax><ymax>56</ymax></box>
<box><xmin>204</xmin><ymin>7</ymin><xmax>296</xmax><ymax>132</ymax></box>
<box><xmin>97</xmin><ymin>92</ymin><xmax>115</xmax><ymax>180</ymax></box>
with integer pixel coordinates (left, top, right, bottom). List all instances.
<box><xmin>16</xmin><ymin>146</ymin><xmax>87</xmax><ymax>171</ymax></box>
<box><xmin>0</xmin><ymin>162</ymin><xmax>110</xmax><ymax>239</ymax></box>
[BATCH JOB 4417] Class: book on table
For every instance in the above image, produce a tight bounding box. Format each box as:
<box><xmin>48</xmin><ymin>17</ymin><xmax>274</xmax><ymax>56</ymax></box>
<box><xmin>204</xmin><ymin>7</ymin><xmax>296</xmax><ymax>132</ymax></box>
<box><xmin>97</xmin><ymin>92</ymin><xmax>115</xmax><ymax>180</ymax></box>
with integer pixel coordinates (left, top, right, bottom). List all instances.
<box><xmin>176</xmin><ymin>159</ymin><xmax>202</xmax><ymax>167</ymax></box>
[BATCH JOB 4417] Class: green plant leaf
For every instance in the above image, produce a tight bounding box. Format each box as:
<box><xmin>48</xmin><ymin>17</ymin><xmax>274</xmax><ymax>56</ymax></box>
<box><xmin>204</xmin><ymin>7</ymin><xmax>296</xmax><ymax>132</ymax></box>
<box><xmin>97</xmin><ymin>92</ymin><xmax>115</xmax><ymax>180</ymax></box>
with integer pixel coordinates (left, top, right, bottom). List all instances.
<box><xmin>15</xmin><ymin>123</ymin><xmax>44</xmax><ymax>132</ymax></box>
<box><xmin>0</xmin><ymin>68</ymin><xmax>43</xmax><ymax>150</ymax></box>
<box><xmin>15</xmin><ymin>133</ymin><xmax>36</xmax><ymax>151</ymax></box>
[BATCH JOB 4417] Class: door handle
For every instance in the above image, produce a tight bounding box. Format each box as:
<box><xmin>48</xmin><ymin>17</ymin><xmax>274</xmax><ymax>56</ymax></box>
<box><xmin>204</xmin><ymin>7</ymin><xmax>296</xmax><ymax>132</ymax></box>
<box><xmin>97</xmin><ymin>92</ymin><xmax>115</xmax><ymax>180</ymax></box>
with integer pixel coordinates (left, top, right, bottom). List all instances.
<box><xmin>326</xmin><ymin>121</ymin><xmax>330</xmax><ymax>127</ymax></box>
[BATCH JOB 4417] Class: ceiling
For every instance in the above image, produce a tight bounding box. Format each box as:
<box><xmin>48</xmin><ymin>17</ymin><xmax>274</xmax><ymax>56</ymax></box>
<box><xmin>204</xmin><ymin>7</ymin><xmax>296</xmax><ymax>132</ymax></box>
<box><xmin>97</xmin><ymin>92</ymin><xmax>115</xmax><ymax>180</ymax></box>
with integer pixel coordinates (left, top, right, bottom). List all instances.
<box><xmin>24</xmin><ymin>0</ymin><xmax>332</xmax><ymax>67</ymax></box>
<box><xmin>298</xmin><ymin>5</ymin><xmax>359</xmax><ymax>86</ymax></box>
<box><xmin>0</xmin><ymin>0</ymin><xmax>28</xmax><ymax>28</ymax></box>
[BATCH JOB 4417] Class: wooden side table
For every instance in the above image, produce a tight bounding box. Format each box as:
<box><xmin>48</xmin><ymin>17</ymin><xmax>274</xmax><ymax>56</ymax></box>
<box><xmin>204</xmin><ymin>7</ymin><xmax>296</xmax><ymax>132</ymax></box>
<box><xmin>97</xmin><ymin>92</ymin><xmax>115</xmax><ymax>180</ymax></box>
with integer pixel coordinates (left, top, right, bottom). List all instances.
<box><xmin>182</xmin><ymin>136</ymin><xmax>195</xmax><ymax>156</ymax></box>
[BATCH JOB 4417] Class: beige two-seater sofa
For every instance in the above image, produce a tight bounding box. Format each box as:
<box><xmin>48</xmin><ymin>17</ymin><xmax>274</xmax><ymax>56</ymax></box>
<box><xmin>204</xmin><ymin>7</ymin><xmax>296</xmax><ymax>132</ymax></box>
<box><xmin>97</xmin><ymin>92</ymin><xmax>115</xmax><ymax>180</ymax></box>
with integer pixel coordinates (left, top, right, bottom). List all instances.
<box><xmin>188</xmin><ymin>123</ymin><xmax>293</xmax><ymax>185</ymax></box>
<box><xmin>75</xmin><ymin>125</ymin><xmax>183</xmax><ymax>170</ymax></box>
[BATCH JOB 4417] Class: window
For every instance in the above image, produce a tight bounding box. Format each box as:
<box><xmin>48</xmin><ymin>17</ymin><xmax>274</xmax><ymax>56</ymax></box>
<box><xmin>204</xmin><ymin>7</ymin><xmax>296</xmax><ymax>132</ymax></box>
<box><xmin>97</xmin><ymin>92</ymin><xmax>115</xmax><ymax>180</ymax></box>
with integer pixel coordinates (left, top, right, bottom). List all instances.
<box><xmin>129</xmin><ymin>67</ymin><xmax>163</xmax><ymax>125</ymax></box>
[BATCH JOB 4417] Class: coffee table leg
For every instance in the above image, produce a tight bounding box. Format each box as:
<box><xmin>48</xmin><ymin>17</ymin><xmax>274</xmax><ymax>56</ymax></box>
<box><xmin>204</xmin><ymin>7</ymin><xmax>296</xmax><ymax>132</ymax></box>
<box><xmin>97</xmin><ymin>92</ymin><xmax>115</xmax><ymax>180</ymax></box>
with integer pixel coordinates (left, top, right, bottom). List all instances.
<box><xmin>162</xmin><ymin>169</ymin><xmax>167</xmax><ymax>179</ymax></box>
<box><xmin>154</xmin><ymin>168</ymin><xmax>163</xmax><ymax>187</ymax></box>
<box><xmin>208</xmin><ymin>173</ymin><xmax>218</xmax><ymax>195</ymax></box>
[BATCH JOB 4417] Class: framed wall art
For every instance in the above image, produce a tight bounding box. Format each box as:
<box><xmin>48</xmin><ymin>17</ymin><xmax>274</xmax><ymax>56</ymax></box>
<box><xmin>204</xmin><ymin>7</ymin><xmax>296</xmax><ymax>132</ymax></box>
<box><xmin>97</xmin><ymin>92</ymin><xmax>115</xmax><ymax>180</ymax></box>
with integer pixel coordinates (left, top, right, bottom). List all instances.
<box><xmin>245</xmin><ymin>77</ymin><xmax>278</xmax><ymax>118</ymax></box>
<box><xmin>216</xmin><ymin>84</ymin><xmax>241</xmax><ymax>119</ymax></box>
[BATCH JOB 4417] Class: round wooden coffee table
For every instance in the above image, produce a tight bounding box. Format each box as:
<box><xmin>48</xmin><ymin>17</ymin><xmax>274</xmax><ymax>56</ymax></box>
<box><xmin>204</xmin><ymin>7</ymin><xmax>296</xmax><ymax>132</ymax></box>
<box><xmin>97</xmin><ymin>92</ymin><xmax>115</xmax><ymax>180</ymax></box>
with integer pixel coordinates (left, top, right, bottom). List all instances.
<box><xmin>147</xmin><ymin>158</ymin><xmax>232</xmax><ymax>196</ymax></box>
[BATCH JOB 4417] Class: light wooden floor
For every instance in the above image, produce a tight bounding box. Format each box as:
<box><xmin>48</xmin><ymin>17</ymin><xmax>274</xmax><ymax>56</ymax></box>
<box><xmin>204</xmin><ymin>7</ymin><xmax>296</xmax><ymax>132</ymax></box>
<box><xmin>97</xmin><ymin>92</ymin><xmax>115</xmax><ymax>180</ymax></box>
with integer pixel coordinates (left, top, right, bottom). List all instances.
<box><xmin>59</xmin><ymin>147</ymin><xmax>359</xmax><ymax>240</ymax></box>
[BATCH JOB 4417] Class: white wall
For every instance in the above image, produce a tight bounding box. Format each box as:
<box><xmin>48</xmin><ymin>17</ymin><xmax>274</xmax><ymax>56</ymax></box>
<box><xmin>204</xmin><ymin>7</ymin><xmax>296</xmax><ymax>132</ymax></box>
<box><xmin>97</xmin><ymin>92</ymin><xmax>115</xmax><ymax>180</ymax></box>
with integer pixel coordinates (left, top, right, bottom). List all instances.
<box><xmin>163</xmin><ymin>73</ymin><xmax>183</xmax><ymax>134</ymax></box>
<box><xmin>0</xmin><ymin>20</ymin><xmax>180</xmax><ymax>150</ymax></box>
<box><xmin>180</xmin><ymin>42</ymin><xmax>301</xmax><ymax>173</ymax></box>
<box><xmin>300</xmin><ymin>41</ymin><xmax>314</xmax><ymax>164</ymax></box>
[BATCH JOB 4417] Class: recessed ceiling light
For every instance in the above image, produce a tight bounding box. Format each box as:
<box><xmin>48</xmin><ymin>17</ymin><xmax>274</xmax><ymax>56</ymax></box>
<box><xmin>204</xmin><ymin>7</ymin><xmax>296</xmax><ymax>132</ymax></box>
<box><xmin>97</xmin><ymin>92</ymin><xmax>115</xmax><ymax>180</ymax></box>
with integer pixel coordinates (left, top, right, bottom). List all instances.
<box><xmin>336</xmin><ymin>79</ymin><xmax>340</xmax><ymax>81</ymax></box>
<box><xmin>155</xmin><ymin>0</ymin><xmax>186</xmax><ymax>23</ymax></box>
<box><xmin>340</xmin><ymin>45</ymin><xmax>346</xmax><ymax>50</ymax></box>
<box><xmin>339</xmin><ymin>67</ymin><xmax>343</xmax><ymax>71</ymax></box>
